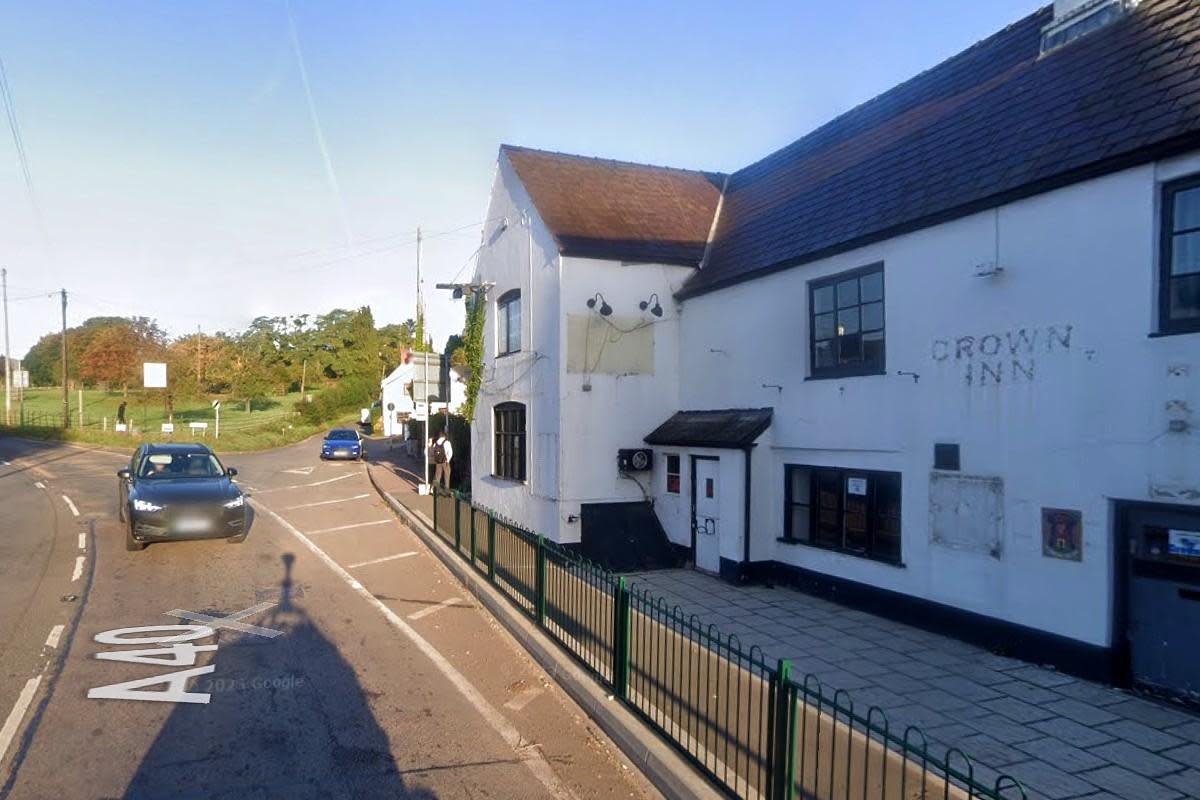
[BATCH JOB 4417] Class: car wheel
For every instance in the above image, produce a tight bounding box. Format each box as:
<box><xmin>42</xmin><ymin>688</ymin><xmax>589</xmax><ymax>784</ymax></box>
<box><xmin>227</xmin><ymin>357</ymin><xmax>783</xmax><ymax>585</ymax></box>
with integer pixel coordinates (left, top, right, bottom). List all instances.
<box><xmin>117</xmin><ymin>500</ymin><xmax>125</xmax><ymax>523</ymax></box>
<box><xmin>125</xmin><ymin>521</ymin><xmax>145</xmax><ymax>552</ymax></box>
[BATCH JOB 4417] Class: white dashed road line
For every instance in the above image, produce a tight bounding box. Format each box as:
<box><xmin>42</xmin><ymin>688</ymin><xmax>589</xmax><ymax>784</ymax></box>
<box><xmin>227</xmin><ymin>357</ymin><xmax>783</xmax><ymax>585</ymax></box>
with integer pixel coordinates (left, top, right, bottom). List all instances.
<box><xmin>62</xmin><ymin>495</ymin><xmax>80</xmax><ymax>517</ymax></box>
<box><xmin>34</xmin><ymin>482</ymin><xmax>45</xmax><ymax>490</ymax></box>
<box><xmin>308</xmin><ymin>519</ymin><xmax>391</xmax><ymax>536</ymax></box>
<box><xmin>347</xmin><ymin>552</ymin><xmax>418</xmax><ymax>569</ymax></box>
<box><xmin>0</xmin><ymin>677</ymin><xmax>42</xmax><ymax>767</ymax></box>
<box><xmin>250</xmin><ymin>499</ymin><xmax>578</xmax><ymax>800</ymax></box>
<box><xmin>503</xmin><ymin>687</ymin><xmax>544</xmax><ymax>712</ymax></box>
<box><xmin>45</xmin><ymin>625</ymin><xmax>65</xmax><ymax>649</ymax></box>
<box><xmin>71</xmin><ymin>556</ymin><xmax>85</xmax><ymax>582</ymax></box>
<box><xmin>78</xmin><ymin>533</ymin><xmax>86</xmax><ymax>550</ymax></box>
<box><xmin>283</xmin><ymin>493</ymin><xmax>371</xmax><ymax>511</ymax></box>
<box><xmin>408</xmin><ymin>597</ymin><xmax>465</xmax><ymax>621</ymax></box>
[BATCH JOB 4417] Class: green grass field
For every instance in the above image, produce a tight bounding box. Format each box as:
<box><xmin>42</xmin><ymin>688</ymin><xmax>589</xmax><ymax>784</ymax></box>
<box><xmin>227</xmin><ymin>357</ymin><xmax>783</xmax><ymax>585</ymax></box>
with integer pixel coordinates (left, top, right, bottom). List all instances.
<box><xmin>1</xmin><ymin>387</ymin><xmax>360</xmax><ymax>453</ymax></box>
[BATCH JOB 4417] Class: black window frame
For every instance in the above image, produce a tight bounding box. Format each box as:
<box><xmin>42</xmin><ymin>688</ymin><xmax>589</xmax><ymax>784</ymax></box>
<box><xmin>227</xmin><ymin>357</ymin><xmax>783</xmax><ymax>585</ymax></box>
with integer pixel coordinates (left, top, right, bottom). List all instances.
<box><xmin>782</xmin><ymin>464</ymin><xmax>902</xmax><ymax>565</ymax></box>
<box><xmin>808</xmin><ymin>262</ymin><xmax>886</xmax><ymax>379</ymax></box>
<box><xmin>497</xmin><ymin>289</ymin><xmax>521</xmax><ymax>356</ymax></box>
<box><xmin>1159</xmin><ymin>175</ymin><xmax>1200</xmax><ymax>336</ymax></box>
<box><xmin>493</xmin><ymin>402</ymin><xmax>526</xmax><ymax>481</ymax></box>
<box><xmin>665</xmin><ymin>454</ymin><xmax>681</xmax><ymax>495</ymax></box>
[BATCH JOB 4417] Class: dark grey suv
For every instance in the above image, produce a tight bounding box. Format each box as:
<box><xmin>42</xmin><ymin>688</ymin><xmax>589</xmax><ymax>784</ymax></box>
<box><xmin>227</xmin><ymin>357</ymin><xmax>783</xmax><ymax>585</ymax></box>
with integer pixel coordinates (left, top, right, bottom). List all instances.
<box><xmin>117</xmin><ymin>443</ymin><xmax>247</xmax><ymax>551</ymax></box>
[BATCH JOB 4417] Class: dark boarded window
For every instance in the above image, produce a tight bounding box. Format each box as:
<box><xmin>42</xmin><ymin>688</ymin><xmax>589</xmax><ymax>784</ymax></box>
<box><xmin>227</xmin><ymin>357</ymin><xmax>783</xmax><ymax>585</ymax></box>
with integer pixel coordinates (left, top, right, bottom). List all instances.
<box><xmin>1161</xmin><ymin>176</ymin><xmax>1200</xmax><ymax>335</ymax></box>
<box><xmin>783</xmin><ymin>465</ymin><xmax>901</xmax><ymax>564</ymax></box>
<box><xmin>497</xmin><ymin>289</ymin><xmax>521</xmax><ymax>355</ymax></box>
<box><xmin>493</xmin><ymin>402</ymin><xmax>526</xmax><ymax>481</ymax></box>
<box><xmin>665</xmin><ymin>454</ymin><xmax>680</xmax><ymax>494</ymax></box>
<box><xmin>934</xmin><ymin>443</ymin><xmax>961</xmax><ymax>471</ymax></box>
<box><xmin>810</xmin><ymin>264</ymin><xmax>885</xmax><ymax>378</ymax></box>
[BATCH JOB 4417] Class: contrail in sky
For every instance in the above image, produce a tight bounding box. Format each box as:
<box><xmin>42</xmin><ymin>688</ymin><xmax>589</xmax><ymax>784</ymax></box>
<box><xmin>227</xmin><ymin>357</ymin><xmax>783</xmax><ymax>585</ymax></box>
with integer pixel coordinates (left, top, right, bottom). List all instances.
<box><xmin>286</xmin><ymin>0</ymin><xmax>354</xmax><ymax>246</ymax></box>
<box><xmin>0</xmin><ymin>54</ymin><xmax>51</xmax><ymax>258</ymax></box>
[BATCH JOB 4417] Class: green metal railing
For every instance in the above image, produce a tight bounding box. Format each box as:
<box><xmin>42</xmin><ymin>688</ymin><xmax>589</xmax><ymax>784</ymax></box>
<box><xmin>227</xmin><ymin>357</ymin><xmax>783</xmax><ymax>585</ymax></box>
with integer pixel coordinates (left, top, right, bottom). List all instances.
<box><xmin>432</xmin><ymin>486</ymin><xmax>1025</xmax><ymax>800</ymax></box>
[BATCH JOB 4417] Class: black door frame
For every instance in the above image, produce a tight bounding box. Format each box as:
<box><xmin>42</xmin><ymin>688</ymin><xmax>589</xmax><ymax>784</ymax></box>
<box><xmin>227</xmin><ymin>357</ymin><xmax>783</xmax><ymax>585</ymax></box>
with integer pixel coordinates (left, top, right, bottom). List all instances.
<box><xmin>1111</xmin><ymin>498</ymin><xmax>1200</xmax><ymax>691</ymax></box>
<box><xmin>690</xmin><ymin>455</ymin><xmax>719</xmax><ymax>565</ymax></box>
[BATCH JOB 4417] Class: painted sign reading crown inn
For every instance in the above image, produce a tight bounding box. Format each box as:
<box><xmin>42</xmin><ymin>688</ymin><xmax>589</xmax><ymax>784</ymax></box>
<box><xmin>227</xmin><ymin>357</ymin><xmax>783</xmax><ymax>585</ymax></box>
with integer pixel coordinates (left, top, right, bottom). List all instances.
<box><xmin>931</xmin><ymin>324</ymin><xmax>1072</xmax><ymax>386</ymax></box>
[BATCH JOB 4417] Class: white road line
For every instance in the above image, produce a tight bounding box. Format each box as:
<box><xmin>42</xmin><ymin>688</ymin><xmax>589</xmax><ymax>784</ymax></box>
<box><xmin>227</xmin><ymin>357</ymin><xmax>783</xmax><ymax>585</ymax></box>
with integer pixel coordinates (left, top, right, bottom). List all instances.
<box><xmin>250</xmin><ymin>499</ymin><xmax>577</xmax><ymax>800</ymax></box>
<box><xmin>308</xmin><ymin>519</ymin><xmax>392</xmax><ymax>536</ymax></box>
<box><xmin>62</xmin><ymin>495</ymin><xmax>80</xmax><ymax>517</ymax></box>
<box><xmin>34</xmin><ymin>481</ymin><xmax>45</xmax><ymax>489</ymax></box>
<box><xmin>0</xmin><ymin>676</ymin><xmax>42</xmax><ymax>766</ymax></box>
<box><xmin>408</xmin><ymin>597</ymin><xmax>465</xmax><ymax>621</ymax></box>
<box><xmin>1</xmin><ymin>460</ymin><xmax>10</xmax><ymax>465</ymax></box>
<box><xmin>45</xmin><ymin>625</ymin><xmax>65</xmax><ymax>649</ymax></box>
<box><xmin>78</xmin><ymin>533</ymin><xmax>86</xmax><ymax>550</ymax></box>
<box><xmin>253</xmin><ymin>472</ymin><xmax>356</xmax><ymax>495</ymax></box>
<box><xmin>283</xmin><ymin>493</ymin><xmax>370</xmax><ymax>510</ymax></box>
<box><xmin>71</xmin><ymin>556</ymin><xmax>85</xmax><ymax>582</ymax></box>
<box><xmin>503</xmin><ymin>687</ymin><xmax>544</xmax><ymax>712</ymax></box>
<box><xmin>347</xmin><ymin>552</ymin><xmax>418</xmax><ymax>569</ymax></box>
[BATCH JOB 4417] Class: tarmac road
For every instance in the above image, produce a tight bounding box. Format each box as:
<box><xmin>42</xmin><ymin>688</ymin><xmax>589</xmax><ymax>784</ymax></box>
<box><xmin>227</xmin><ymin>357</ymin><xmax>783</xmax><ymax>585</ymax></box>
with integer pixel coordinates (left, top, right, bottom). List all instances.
<box><xmin>0</xmin><ymin>436</ymin><xmax>654</xmax><ymax>800</ymax></box>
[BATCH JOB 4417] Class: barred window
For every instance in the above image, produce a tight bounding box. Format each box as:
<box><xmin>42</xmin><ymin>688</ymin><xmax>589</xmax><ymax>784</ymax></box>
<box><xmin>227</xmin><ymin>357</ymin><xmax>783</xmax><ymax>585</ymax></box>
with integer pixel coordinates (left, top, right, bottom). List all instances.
<box><xmin>493</xmin><ymin>402</ymin><xmax>526</xmax><ymax>481</ymax></box>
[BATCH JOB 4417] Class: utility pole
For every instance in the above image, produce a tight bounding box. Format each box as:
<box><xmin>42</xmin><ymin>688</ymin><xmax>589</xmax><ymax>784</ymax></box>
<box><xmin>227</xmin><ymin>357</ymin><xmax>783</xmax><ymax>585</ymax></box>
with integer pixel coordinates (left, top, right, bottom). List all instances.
<box><xmin>60</xmin><ymin>289</ymin><xmax>68</xmax><ymax>429</ymax></box>
<box><xmin>2</xmin><ymin>268</ymin><xmax>10</xmax><ymax>426</ymax></box>
<box><xmin>300</xmin><ymin>358</ymin><xmax>307</xmax><ymax>399</ymax></box>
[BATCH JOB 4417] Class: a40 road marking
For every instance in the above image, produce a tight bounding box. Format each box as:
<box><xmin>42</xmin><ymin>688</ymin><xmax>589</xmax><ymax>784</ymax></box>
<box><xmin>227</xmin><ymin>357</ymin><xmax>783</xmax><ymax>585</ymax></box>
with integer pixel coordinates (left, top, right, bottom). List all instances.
<box><xmin>87</xmin><ymin>625</ymin><xmax>218</xmax><ymax>705</ymax></box>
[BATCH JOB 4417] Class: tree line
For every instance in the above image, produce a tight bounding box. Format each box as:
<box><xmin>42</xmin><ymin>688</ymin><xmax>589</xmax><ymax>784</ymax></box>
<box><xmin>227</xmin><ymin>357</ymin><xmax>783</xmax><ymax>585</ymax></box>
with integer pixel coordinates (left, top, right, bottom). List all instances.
<box><xmin>17</xmin><ymin>308</ymin><xmax>425</xmax><ymax>412</ymax></box>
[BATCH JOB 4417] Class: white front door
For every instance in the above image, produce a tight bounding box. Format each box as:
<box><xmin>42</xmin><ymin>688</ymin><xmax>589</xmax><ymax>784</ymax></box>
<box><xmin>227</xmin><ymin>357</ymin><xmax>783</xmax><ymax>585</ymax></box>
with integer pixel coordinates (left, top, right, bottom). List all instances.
<box><xmin>693</xmin><ymin>457</ymin><xmax>721</xmax><ymax>574</ymax></box>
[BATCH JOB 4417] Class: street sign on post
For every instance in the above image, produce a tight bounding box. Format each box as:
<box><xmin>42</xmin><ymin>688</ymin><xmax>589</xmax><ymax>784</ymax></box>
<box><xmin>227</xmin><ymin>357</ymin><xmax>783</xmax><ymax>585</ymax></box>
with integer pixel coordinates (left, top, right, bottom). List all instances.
<box><xmin>143</xmin><ymin>362</ymin><xmax>167</xmax><ymax>389</ymax></box>
<box><xmin>212</xmin><ymin>399</ymin><xmax>220</xmax><ymax>439</ymax></box>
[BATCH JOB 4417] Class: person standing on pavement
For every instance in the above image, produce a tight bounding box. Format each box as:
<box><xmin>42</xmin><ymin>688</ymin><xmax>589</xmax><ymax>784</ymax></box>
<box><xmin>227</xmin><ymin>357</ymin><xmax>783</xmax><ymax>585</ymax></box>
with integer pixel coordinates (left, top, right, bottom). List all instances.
<box><xmin>430</xmin><ymin>431</ymin><xmax>453</xmax><ymax>489</ymax></box>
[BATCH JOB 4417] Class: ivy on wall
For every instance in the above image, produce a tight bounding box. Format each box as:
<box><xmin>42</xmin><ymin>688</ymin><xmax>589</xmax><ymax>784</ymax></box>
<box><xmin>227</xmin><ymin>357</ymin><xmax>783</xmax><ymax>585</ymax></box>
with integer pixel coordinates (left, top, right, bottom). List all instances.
<box><xmin>460</xmin><ymin>291</ymin><xmax>486</xmax><ymax>422</ymax></box>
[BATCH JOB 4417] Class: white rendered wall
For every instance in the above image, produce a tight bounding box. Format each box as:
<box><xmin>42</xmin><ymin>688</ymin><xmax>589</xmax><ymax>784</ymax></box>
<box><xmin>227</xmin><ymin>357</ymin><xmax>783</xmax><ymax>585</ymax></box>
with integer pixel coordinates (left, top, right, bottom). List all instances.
<box><xmin>675</xmin><ymin>159</ymin><xmax>1200</xmax><ymax>648</ymax></box>
<box><xmin>469</xmin><ymin>155</ymin><xmax>563</xmax><ymax>540</ymax></box>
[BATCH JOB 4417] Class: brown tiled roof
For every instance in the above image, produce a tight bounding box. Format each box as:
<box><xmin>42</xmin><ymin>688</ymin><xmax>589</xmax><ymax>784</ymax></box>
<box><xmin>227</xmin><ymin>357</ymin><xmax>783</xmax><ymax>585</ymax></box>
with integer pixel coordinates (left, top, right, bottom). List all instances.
<box><xmin>680</xmin><ymin>0</ymin><xmax>1200</xmax><ymax>298</ymax></box>
<box><xmin>502</xmin><ymin>145</ymin><xmax>725</xmax><ymax>266</ymax></box>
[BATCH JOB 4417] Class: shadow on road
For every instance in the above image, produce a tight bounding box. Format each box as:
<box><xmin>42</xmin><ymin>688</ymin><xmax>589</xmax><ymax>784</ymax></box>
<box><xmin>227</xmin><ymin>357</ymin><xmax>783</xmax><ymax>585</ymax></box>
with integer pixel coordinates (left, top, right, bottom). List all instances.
<box><xmin>121</xmin><ymin>555</ymin><xmax>436</xmax><ymax>800</ymax></box>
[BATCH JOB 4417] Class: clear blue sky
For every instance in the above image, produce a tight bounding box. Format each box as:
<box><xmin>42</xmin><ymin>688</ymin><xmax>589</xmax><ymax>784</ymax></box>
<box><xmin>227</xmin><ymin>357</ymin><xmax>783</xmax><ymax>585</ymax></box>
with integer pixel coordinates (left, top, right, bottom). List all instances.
<box><xmin>0</xmin><ymin>0</ymin><xmax>1041</xmax><ymax>356</ymax></box>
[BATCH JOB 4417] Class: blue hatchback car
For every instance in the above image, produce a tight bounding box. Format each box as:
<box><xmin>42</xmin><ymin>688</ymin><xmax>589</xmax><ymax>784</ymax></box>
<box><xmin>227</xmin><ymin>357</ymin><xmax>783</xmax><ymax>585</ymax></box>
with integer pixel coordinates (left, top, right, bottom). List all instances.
<box><xmin>320</xmin><ymin>428</ymin><xmax>366</xmax><ymax>461</ymax></box>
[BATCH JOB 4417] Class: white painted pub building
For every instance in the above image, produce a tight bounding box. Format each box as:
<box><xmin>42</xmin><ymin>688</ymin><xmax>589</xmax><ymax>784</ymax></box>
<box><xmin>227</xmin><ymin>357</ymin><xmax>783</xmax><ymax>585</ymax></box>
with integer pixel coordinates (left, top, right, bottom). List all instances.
<box><xmin>467</xmin><ymin>0</ymin><xmax>1200</xmax><ymax>700</ymax></box>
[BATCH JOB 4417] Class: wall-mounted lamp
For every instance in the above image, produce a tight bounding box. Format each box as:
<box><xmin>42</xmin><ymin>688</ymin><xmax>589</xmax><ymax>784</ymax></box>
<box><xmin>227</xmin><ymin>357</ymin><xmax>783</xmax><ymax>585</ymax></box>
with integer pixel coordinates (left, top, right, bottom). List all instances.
<box><xmin>638</xmin><ymin>293</ymin><xmax>663</xmax><ymax>317</ymax></box>
<box><xmin>586</xmin><ymin>293</ymin><xmax>613</xmax><ymax>316</ymax></box>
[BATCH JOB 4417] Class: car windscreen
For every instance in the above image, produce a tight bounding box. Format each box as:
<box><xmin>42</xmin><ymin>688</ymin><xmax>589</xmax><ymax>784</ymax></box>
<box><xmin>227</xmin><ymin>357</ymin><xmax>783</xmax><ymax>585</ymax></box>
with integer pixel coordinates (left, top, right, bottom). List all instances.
<box><xmin>326</xmin><ymin>430</ymin><xmax>358</xmax><ymax>441</ymax></box>
<box><xmin>139</xmin><ymin>452</ymin><xmax>225</xmax><ymax>479</ymax></box>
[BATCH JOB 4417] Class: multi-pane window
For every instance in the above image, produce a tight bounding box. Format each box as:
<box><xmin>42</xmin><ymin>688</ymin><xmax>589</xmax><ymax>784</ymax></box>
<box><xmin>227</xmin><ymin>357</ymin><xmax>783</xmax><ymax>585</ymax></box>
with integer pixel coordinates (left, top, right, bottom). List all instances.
<box><xmin>810</xmin><ymin>264</ymin><xmax>885</xmax><ymax>377</ymax></box>
<box><xmin>497</xmin><ymin>289</ymin><xmax>521</xmax><ymax>355</ymax></box>
<box><xmin>493</xmin><ymin>402</ymin><xmax>526</xmax><ymax>481</ymax></box>
<box><xmin>665</xmin><ymin>454</ymin><xmax>681</xmax><ymax>494</ymax></box>
<box><xmin>784</xmin><ymin>465</ymin><xmax>901</xmax><ymax>564</ymax></box>
<box><xmin>1161</xmin><ymin>177</ymin><xmax>1200</xmax><ymax>334</ymax></box>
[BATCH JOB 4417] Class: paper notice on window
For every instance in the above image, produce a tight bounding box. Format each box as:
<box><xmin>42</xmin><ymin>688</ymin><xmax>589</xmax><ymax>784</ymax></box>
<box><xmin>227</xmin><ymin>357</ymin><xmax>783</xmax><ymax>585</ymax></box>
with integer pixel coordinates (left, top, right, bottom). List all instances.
<box><xmin>1168</xmin><ymin>529</ymin><xmax>1200</xmax><ymax>559</ymax></box>
<box><xmin>847</xmin><ymin>477</ymin><xmax>868</xmax><ymax>496</ymax></box>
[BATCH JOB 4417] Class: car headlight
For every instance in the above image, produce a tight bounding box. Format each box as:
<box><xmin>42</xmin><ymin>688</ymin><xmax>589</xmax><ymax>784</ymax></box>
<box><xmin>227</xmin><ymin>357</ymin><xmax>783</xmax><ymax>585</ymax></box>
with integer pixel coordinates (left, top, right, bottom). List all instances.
<box><xmin>223</xmin><ymin>495</ymin><xmax>245</xmax><ymax>509</ymax></box>
<box><xmin>133</xmin><ymin>499</ymin><xmax>163</xmax><ymax>513</ymax></box>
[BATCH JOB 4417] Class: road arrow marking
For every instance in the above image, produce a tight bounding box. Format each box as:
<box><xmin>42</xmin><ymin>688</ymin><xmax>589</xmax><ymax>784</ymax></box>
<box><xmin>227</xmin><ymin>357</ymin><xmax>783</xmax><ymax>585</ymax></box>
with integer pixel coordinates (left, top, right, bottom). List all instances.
<box><xmin>283</xmin><ymin>466</ymin><xmax>315</xmax><ymax>475</ymax></box>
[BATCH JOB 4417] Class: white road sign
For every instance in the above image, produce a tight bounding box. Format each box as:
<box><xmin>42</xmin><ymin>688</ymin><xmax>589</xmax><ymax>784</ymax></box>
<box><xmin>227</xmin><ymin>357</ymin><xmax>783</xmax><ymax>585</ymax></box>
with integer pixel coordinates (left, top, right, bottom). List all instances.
<box><xmin>144</xmin><ymin>362</ymin><xmax>168</xmax><ymax>389</ymax></box>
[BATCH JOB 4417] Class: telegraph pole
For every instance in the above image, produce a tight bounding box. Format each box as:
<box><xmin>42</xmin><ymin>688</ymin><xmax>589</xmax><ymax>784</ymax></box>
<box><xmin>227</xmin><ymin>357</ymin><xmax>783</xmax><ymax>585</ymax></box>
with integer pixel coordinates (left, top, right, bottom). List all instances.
<box><xmin>2</xmin><ymin>268</ymin><xmax>10</xmax><ymax>426</ymax></box>
<box><xmin>60</xmin><ymin>288</ymin><xmax>68</xmax><ymax>429</ymax></box>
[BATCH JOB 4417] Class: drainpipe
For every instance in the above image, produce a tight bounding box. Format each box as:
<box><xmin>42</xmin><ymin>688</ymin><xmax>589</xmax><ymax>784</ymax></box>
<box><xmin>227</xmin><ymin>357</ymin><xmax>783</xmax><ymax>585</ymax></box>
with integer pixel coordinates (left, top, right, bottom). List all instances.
<box><xmin>743</xmin><ymin>445</ymin><xmax>753</xmax><ymax>582</ymax></box>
